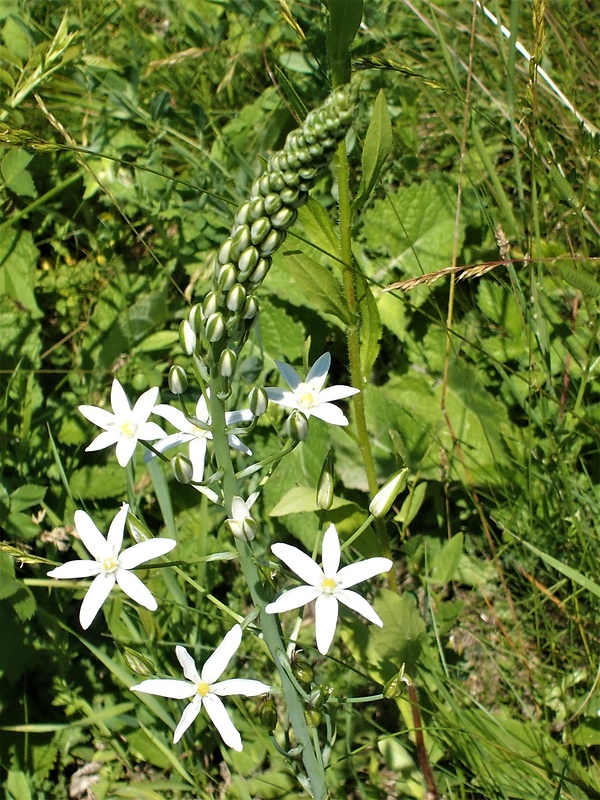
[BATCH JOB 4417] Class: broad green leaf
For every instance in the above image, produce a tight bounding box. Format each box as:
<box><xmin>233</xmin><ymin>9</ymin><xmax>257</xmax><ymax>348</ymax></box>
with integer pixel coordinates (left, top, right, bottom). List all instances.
<box><xmin>353</xmin><ymin>90</ymin><xmax>392</xmax><ymax>214</ymax></box>
<box><xmin>297</xmin><ymin>199</ymin><xmax>340</xmax><ymax>262</ymax></box>
<box><xmin>1</xmin><ymin>148</ymin><xmax>36</xmax><ymax>197</ymax></box>
<box><xmin>259</xmin><ymin>300</ymin><xmax>305</xmax><ymax>364</ymax></box>
<box><xmin>5</xmin><ymin>770</ymin><xmax>32</xmax><ymax>800</ymax></box>
<box><xmin>70</xmin><ymin>464</ymin><xmax>127</xmax><ymax>500</ymax></box>
<box><xmin>395</xmin><ymin>482</ymin><xmax>427</xmax><ymax>526</ymax></box>
<box><xmin>285</xmin><ymin>250</ymin><xmax>351</xmax><ymax>324</ymax></box>
<box><xmin>10</xmin><ymin>483</ymin><xmax>46</xmax><ymax>512</ymax></box>
<box><xmin>269</xmin><ymin>485</ymin><xmax>354</xmax><ymax>516</ymax></box>
<box><xmin>327</xmin><ymin>0</ymin><xmax>363</xmax><ymax>83</ymax></box>
<box><xmin>0</xmin><ymin>228</ymin><xmax>42</xmax><ymax>317</ymax></box>
<box><xmin>430</xmin><ymin>533</ymin><xmax>463</xmax><ymax>584</ymax></box>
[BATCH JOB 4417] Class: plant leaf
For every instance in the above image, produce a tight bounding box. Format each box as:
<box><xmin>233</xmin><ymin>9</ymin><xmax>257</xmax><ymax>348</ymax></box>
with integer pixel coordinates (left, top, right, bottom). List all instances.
<box><xmin>352</xmin><ymin>90</ymin><xmax>392</xmax><ymax>215</ymax></box>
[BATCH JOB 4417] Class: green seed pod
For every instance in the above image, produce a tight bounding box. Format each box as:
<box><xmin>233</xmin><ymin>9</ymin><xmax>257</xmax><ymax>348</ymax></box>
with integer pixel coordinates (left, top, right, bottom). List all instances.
<box><xmin>216</xmin><ymin>263</ymin><xmax>237</xmax><ymax>292</ymax></box>
<box><xmin>247</xmin><ymin>257</ymin><xmax>270</xmax><ymax>285</ymax></box>
<box><xmin>270</xmin><ymin>207</ymin><xmax>297</xmax><ymax>230</ymax></box>
<box><xmin>230</xmin><ymin>225</ymin><xmax>251</xmax><ymax>258</ymax></box>
<box><xmin>258</xmin><ymin>698</ymin><xmax>278</xmax><ymax>733</ymax></box>
<box><xmin>219</xmin><ymin>347</ymin><xmax>237</xmax><ymax>378</ymax></box>
<box><xmin>217</xmin><ymin>238</ymin><xmax>233</xmax><ymax>265</ymax></box>
<box><xmin>292</xmin><ymin>659</ymin><xmax>314</xmax><ymax>688</ymax></box>
<box><xmin>269</xmin><ymin>172</ymin><xmax>286</xmax><ymax>193</ymax></box>
<box><xmin>248</xmin><ymin>386</ymin><xmax>268</xmax><ymax>416</ymax></box>
<box><xmin>259</xmin><ymin>228</ymin><xmax>285</xmax><ymax>256</ymax></box>
<box><xmin>237</xmin><ymin>246</ymin><xmax>259</xmax><ymax>278</ymax></box>
<box><xmin>263</xmin><ymin>193</ymin><xmax>283</xmax><ymax>216</ymax></box>
<box><xmin>168</xmin><ymin>364</ymin><xmax>188</xmax><ymax>395</ymax></box>
<box><xmin>226</xmin><ymin>283</ymin><xmax>246</xmax><ymax>313</ymax></box>
<box><xmin>316</xmin><ymin>449</ymin><xmax>335</xmax><ymax>511</ymax></box>
<box><xmin>178</xmin><ymin>320</ymin><xmax>196</xmax><ymax>356</ymax></box>
<box><xmin>235</xmin><ymin>201</ymin><xmax>251</xmax><ymax>226</ymax></box>
<box><xmin>304</xmin><ymin>709</ymin><xmax>323</xmax><ymax>728</ymax></box>
<box><xmin>188</xmin><ymin>303</ymin><xmax>204</xmax><ymax>333</ymax></box>
<box><xmin>242</xmin><ymin>296</ymin><xmax>259</xmax><ymax>320</ymax></box>
<box><xmin>282</xmin><ymin>170</ymin><xmax>300</xmax><ymax>188</ymax></box>
<box><xmin>250</xmin><ymin>216</ymin><xmax>272</xmax><ymax>245</ymax></box>
<box><xmin>249</xmin><ymin>197</ymin><xmax>265</xmax><ymax>221</ymax></box>
<box><xmin>279</xmin><ymin>187</ymin><xmax>300</xmax><ymax>206</ymax></box>
<box><xmin>205</xmin><ymin>312</ymin><xmax>226</xmax><ymax>342</ymax></box>
<box><xmin>286</xmin><ymin>409</ymin><xmax>309</xmax><ymax>441</ymax></box>
<box><xmin>172</xmin><ymin>453</ymin><xmax>194</xmax><ymax>484</ymax></box>
<box><xmin>202</xmin><ymin>291</ymin><xmax>220</xmax><ymax>319</ymax></box>
<box><xmin>309</xmin><ymin>684</ymin><xmax>334</xmax><ymax>709</ymax></box>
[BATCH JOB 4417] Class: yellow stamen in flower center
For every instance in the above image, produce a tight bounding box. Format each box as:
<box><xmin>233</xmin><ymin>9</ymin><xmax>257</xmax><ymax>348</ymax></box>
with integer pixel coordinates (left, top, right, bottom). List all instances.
<box><xmin>117</xmin><ymin>416</ymin><xmax>138</xmax><ymax>438</ymax></box>
<box><xmin>196</xmin><ymin>682</ymin><xmax>210</xmax><ymax>697</ymax></box>
<box><xmin>298</xmin><ymin>389</ymin><xmax>317</xmax><ymax>408</ymax></box>
<box><xmin>102</xmin><ymin>556</ymin><xmax>118</xmax><ymax>573</ymax></box>
<box><xmin>322</xmin><ymin>577</ymin><xmax>337</xmax><ymax>593</ymax></box>
<box><xmin>192</xmin><ymin>425</ymin><xmax>209</xmax><ymax>439</ymax></box>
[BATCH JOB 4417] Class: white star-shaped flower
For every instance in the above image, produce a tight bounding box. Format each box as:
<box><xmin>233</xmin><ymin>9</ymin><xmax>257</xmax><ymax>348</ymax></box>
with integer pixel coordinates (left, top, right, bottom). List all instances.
<box><xmin>79</xmin><ymin>379</ymin><xmax>166</xmax><ymax>467</ymax></box>
<box><xmin>265</xmin><ymin>524</ymin><xmax>392</xmax><ymax>655</ymax></box>
<box><xmin>131</xmin><ymin>625</ymin><xmax>270</xmax><ymax>750</ymax></box>
<box><xmin>151</xmin><ymin>393</ymin><xmax>253</xmax><ymax>487</ymax></box>
<box><xmin>47</xmin><ymin>504</ymin><xmax>176</xmax><ymax>629</ymax></box>
<box><xmin>265</xmin><ymin>352</ymin><xmax>359</xmax><ymax>426</ymax></box>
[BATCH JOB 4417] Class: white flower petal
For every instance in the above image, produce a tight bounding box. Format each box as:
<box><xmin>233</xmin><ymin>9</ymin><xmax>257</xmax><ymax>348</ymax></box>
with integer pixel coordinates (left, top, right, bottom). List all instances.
<box><xmin>231</xmin><ymin>496</ymin><xmax>250</xmax><ymax>520</ymax></box>
<box><xmin>74</xmin><ymin>510</ymin><xmax>110</xmax><ymax>560</ymax></box>
<box><xmin>106</xmin><ymin>503</ymin><xmax>128</xmax><ymax>553</ymax></box>
<box><xmin>84</xmin><ymin>430</ymin><xmax>120</xmax><ymax>452</ymax></box>
<box><xmin>264</xmin><ymin>388</ymin><xmax>294</xmax><ymax>406</ymax></box>
<box><xmin>176</xmin><ymin>646</ymin><xmax>202</xmax><ymax>684</ymax></box>
<box><xmin>336</xmin><ymin>588</ymin><xmax>384</xmax><ymax>626</ymax></box>
<box><xmin>305</xmin><ymin>352</ymin><xmax>331</xmax><ymax>390</ymax></box>
<box><xmin>118</xmin><ymin>538</ymin><xmax>176</xmax><ymax>569</ymax></box>
<box><xmin>131</xmin><ymin>385</ymin><xmax>160</xmax><ymax>422</ymax></box>
<box><xmin>308</xmin><ymin>403</ymin><xmax>350</xmax><ymax>426</ymax></box>
<box><xmin>131</xmin><ymin>678</ymin><xmax>196</xmax><ymax>699</ymax></box>
<box><xmin>152</xmin><ymin>404</ymin><xmax>191</xmax><ymax>430</ymax></box>
<box><xmin>201</xmin><ymin>624</ymin><xmax>242</xmax><ymax>684</ymax></box>
<box><xmin>116</xmin><ymin>569</ymin><xmax>158</xmax><ymax>610</ymax></box>
<box><xmin>110</xmin><ymin>378</ymin><xmax>132</xmax><ymax>415</ymax></box>
<box><xmin>265</xmin><ymin>584</ymin><xmax>321</xmax><ymax>614</ymax></box>
<box><xmin>314</xmin><ymin>592</ymin><xmax>339</xmax><ymax>655</ymax></box>
<box><xmin>211</xmin><ymin>678</ymin><xmax>271</xmax><ymax>697</ymax></box>
<box><xmin>271</xmin><ymin>543</ymin><xmax>324</xmax><ymax>587</ymax></box>
<box><xmin>174</xmin><ymin>696</ymin><xmax>203</xmax><ymax>743</ymax></box>
<box><xmin>47</xmin><ymin>560</ymin><xmax>102</xmax><ymax>579</ymax></box>
<box><xmin>225</xmin><ymin>409</ymin><xmax>254</xmax><ymax>425</ymax></box>
<box><xmin>79</xmin><ymin>572</ymin><xmax>115</xmax><ymax>629</ymax></box>
<box><xmin>321</xmin><ymin>524</ymin><xmax>341</xmax><ymax>577</ymax></box>
<box><xmin>336</xmin><ymin>557</ymin><xmax>393</xmax><ymax>588</ymax></box>
<box><xmin>115</xmin><ymin>436</ymin><xmax>138</xmax><ymax>467</ymax></box>
<box><xmin>78</xmin><ymin>405</ymin><xmax>115</xmax><ymax>430</ymax></box>
<box><xmin>318</xmin><ymin>385</ymin><xmax>360</xmax><ymax>403</ymax></box>
<box><xmin>274</xmin><ymin>360</ymin><xmax>302</xmax><ymax>391</ymax></box>
<box><xmin>203</xmin><ymin>694</ymin><xmax>242</xmax><ymax>751</ymax></box>
<box><xmin>138</xmin><ymin>421</ymin><xmax>167</xmax><ymax>442</ymax></box>
<box><xmin>194</xmin><ymin>394</ymin><xmax>210</xmax><ymax>422</ymax></box>
<box><xmin>188</xmin><ymin>436</ymin><xmax>208</xmax><ymax>482</ymax></box>
<box><xmin>227</xmin><ymin>434</ymin><xmax>252</xmax><ymax>456</ymax></box>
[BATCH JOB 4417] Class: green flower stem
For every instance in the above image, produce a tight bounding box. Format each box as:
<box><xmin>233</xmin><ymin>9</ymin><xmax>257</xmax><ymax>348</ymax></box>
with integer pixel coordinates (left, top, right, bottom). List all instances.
<box><xmin>336</xmin><ymin>138</ymin><xmax>398</xmax><ymax>592</ymax></box>
<box><xmin>208</xmin><ymin>363</ymin><xmax>328</xmax><ymax>800</ymax></box>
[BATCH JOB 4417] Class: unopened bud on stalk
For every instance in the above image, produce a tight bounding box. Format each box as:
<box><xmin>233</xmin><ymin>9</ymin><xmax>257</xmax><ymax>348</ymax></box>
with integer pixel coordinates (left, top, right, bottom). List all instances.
<box><xmin>264</xmin><ymin>193</ymin><xmax>283</xmax><ymax>215</ymax></box>
<box><xmin>316</xmin><ymin>449</ymin><xmax>335</xmax><ymax>510</ymax></box>
<box><xmin>242</xmin><ymin>296</ymin><xmax>259</xmax><ymax>320</ymax></box>
<box><xmin>188</xmin><ymin>303</ymin><xmax>204</xmax><ymax>333</ymax></box>
<box><xmin>168</xmin><ymin>364</ymin><xmax>188</xmax><ymax>395</ymax></box>
<box><xmin>250</xmin><ymin>216</ymin><xmax>271</xmax><ymax>245</ymax></box>
<box><xmin>237</xmin><ymin>246</ymin><xmax>259</xmax><ymax>277</ymax></box>
<box><xmin>248</xmin><ymin>386</ymin><xmax>268</xmax><ymax>417</ymax></box>
<box><xmin>286</xmin><ymin>410</ymin><xmax>309</xmax><ymax>442</ymax></box>
<box><xmin>216</xmin><ymin>263</ymin><xmax>237</xmax><ymax>292</ymax></box>
<box><xmin>369</xmin><ymin>469</ymin><xmax>408</xmax><ymax>518</ymax></box>
<box><xmin>205</xmin><ymin>312</ymin><xmax>226</xmax><ymax>342</ymax></box>
<box><xmin>171</xmin><ymin>454</ymin><xmax>194</xmax><ymax>484</ymax></box>
<box><xmin>179</xmin><ymin>320</ymin><xmax>196</xmax><ymax>355</ymax></box>
<box><xmin>202</xmin><ymin>291</ymin><xmax>219</xmax><ymax>319</ymax></box>
<box><xmin>258</xmin><ymin>697</ymin><xmax>278</xmax><ymax>733</ymax></box>
<box><xmin>219</xmin><ymin>348</ymin><xmax>237</xmax><ymax>378</ymax></box>
<box><xmin>226</xmin><ymin>283</ymin><xmax>247</xmax><ymax>313</ymax></box>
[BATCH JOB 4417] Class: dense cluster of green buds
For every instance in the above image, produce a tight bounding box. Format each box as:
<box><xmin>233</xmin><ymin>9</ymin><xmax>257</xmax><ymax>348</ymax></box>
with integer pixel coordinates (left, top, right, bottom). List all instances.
<box><xmin>187</xmin><ymin>78</ymin><xmax>360</xmax><ymax>370</ymax></box>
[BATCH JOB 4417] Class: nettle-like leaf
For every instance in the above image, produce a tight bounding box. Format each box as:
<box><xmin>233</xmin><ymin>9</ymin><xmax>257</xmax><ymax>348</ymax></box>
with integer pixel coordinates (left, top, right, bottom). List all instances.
<box><xmin>285</xmin><ymin>250</ymin><xmax>352</xmax><ymax>325</ymax></box>
<box><xmin>0</xmin><ymin>228</ymin><xmax>42</xmax><ymax>318</ymax></box>
<box><xmin>352</xmin><ymin>89</ymin><xmax>393</xmax><ymax>215</ymax></box>
<box><xmin>1</xmin><ymin>147</ymin><xmax>37</xmax><ymax>197</ymax></box>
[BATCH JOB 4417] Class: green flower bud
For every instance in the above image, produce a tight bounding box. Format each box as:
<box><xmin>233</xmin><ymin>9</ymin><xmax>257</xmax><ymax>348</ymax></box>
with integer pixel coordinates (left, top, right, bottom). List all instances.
<box><xmin>242</xmin><ymin>296</ymin><xmax>259</xmax><ymax>320</ymax></box>
<box><xmin>299</xmin><ymin>166</ymin><xmax>318</xmax><ymax>181</ymax></box>
<box><xmin>230</xmin><ymin>225</ymin><xmax>251</xmax><ymax>258</ymax></box>
<box><xmin>282</xmin><ymin>170</ymin><xmax>300</xmax><ymax>188</ymax></box>
<box><xmin>248</xmin><ymin>386</ymin><xmax>268</xmax><ymax>416</ymax></box>
<box><xmin>258</xmin><ymin>698</ymin><xmax>278</xmax><ymax>733</ymax></box>
<box><xmin>264</xmin><ymin>193</ymin><xmax>283</xmax><ymax>216</ymax></box>
<box><xmin>219</xmin><ymin>348</ymin><xmax>237</xmax><ymax>378</ymax></box>
<box><xmin>308</xmin><ymin>684</ymin><xmax>333</xmax><ymax>709</ymax></box>
<box><xmin>205</xmin><ymin>312</ymin><xmax>226</xmax><ymax>342</ymax></box>
<box><xmin>249</xmin><ymin>197</ymin><xmax>265</xmax><ymax>221</ymax></box>
<box><xmin>286</xmin><ymin>409</ymin><xmax>309</xmax><ymax>441</ymax></box>
<box><xmin>247</xmin><ymin>257</ymin><xmax>270</xmax><ymax>285</ymax></box>
<box><xmin>292</xmin><ymin>659</ymin><xmax>314</xmax><ymax>688</ymax></box>
<box><xmin>308</xmin><ymin>142</ymin><xmax>324</xmax><ymax>158</ymax></box>
<box><xmin>285</xmin><ymin>151</ymin><xmax>301</xmax><ymax>170</ymax></box>
<box><xmin>270</xmin><ymin>206</ymin><xmax>297</xmax><ymax>230</ymax></box>
<box><xmin>172</xmin><ymin>453</ymin><xmax>194</xmax><ymax>484</ymax></box>
<box><xmin>202</xmin><ymin>291</ymin><xmax>220</xmax><ymax>319</ymax></box>
<box><xmin>237</xmin><ymin>246</ymin><xmax>259</xmax><ymax>278</ymax></box>
<box><xmin>276</xmin><ymin>154</ymin><xmax>289</xmax><ymax>171</ymax></box>
<box><xmin>279</xmin><ymin>187</ymin><xmax>299</xmax><ymax>206</ymax></box>
<box><xmin>179</xmin><ymin>319</ymin><xmax>197</xmax><ymax>355</ymax></box>
<box><xmin>188</xmin><ymin>303</ymin><xmax>204</xmax><ymax>333</ymax></box>
<box><xmin>316</xmin><ymin>449</ymin><xmax>335</xmax><ymax>510</ymax></box>
<box><xmin>250</xmin><ymin>216</ymin><xmax>271</xmax><ymax>245</ymax></box>
<box><xmin>235</xmin><ymin>201</ymin><xmax>251</xmax><ymax>226</ymax></box>
<box><xmin>217</xmin><ymin>238</ymin><xmax>233</xmax><ymax>265</ymax></box>
<box><xmin>168</xmin><ymin>364</ymin><xmax>188</xmax><ymax>395</ymax></box>
<box><xmin>216</xmin><ymin>262</ymin><xmax>237</xmax><ymax>292</ymax></box>
<box><xmin>259</xmin><ymin>228</ymin><xmax>285</xmax><ymax>256</ymax></box>
<box><xmin>269</xmin><ymin>172</ymin><xmax>286</xmax><ymax>193</ymax></box>
<box><xmin>226</xmin><ymin>283</ymin><xmax>246</xmax><ymax>313</ymax></box>
<box><xmin>369</xmin><ymin>468</ymin><xmax>408</xmax><ymax>518</ymax></box>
